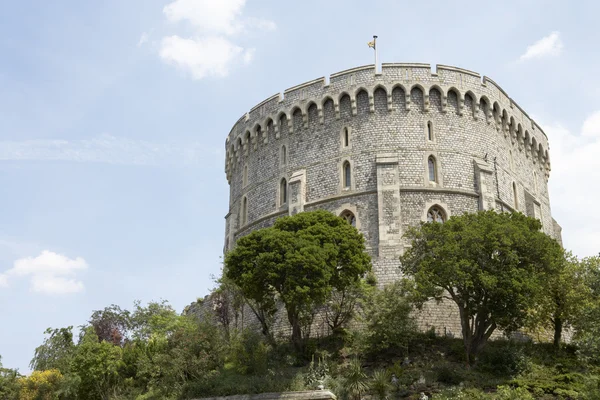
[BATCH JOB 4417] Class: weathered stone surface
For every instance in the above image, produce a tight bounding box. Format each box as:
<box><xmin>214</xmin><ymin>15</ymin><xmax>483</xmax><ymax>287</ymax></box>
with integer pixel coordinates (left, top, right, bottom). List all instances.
<box><xmin>219</xmin><ymin>63</ymin><xmax>560</xmax><ymax>337</ymax></box>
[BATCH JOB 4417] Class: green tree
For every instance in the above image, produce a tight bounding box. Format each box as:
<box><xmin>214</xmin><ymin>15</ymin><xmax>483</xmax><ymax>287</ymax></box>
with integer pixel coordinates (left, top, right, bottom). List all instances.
<box><xmin>361</xmin><ymin>281</ymin><xmax>416</xmax><ymax>354</ymax></box>
<box><xmin>71</xmin><ymin>327</ymin><xmax>124</xmax><ymax>400</ymax></box>
<box><xmin>400</xmin><ymin>211</ymin><xmax>563</xmax><ymax>364</ymax></box>
<box><xmin>30</xmin><ymin>327</ymin><xmax>76</xmax><ymax>373</ymax></box>
<box><xmin>529</xmin><ymin>251</ymin><xmax>591</xmax><ymax>348</ymax></box>
<box><xmin>0</xmin><ymin>356</ymin><xmax>20</xmax><ymax>400</ymax></box>
<box><xmin>573</xmin><ymin>255</ymin><xmax>600</xmax><ymax>364</ymax></box>
<box><xmin>225</xmin><ymin>210</ymin><xmax>371</xmax><ymax>349</ymax></box>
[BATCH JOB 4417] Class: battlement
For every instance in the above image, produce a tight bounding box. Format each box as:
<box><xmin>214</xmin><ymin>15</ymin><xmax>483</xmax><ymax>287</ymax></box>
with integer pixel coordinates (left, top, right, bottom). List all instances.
<box><xmin>225</xmin><ymin>63</ymin><xmax>551</xmax><ymax>183</ymax></box>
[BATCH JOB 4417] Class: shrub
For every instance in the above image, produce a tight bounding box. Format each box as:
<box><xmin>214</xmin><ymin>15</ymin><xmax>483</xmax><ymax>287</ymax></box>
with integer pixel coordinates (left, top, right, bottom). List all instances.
<box><xmin>369</xmin><ymin>369</ymin><xmax>392</xmax><ymax>400</ymax></box>
<box><xmin>228</xmin><ymin>330</ymin><xmax>270</xmax><ymax>375</ymax></box>
<box><xmin>435</xmin><ymin>364</ymin><xmax>464</xmax><ymax>385</ymax></box>
<box><xmin>495</xmin><ymin>385</ymin><xmax>534</xmax><ymax>400</ymax></box>
<box><xmin>361</xmin><ymin>282</ymin><xmax>417</xmax><ymax>355</ymax></box>
<box><xmin>477</xmin><ymin>343</ymin><xmax>528</xmax><ymax>376</ymax></box>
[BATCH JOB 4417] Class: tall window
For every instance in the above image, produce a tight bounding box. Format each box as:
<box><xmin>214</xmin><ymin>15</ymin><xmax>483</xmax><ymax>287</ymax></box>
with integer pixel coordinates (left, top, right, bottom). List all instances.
<box><xmin>427</xmin><ymin>206</ymin><xmax>445</xmax><ymax>223</ymax></box>
<box><xmin>343</xmin><ymin>128</ymin><xmax>349</xmax><ymax>147</ymax></box>
<box><xmin>281</xmin><ymin>145</ymin><xmax>287</xmax><ymax>166</ymax></box>
<box><xmin>343</xmin><ymin>161</ymin><xmax>351</xmax><ymax>189</ymax></box>
<box><xmin>243</xmin><ymin>165</ymin><xmax>248</xmax><ymax>186</ymax></box>
<box><xmin>428</xmin><ymin>156</ymin><xmax>437</xmax><ymax>183</ymax></box>
<box><xmin>340</xmin><ymin>210</ymin><xmax>356</xmax><ymax>227</ymax></box>
<box><xmin>427</xmin><ymin>121</ymin><xmax>433</xmax><ymax>141</ymax></box>
<box><xmin>241</xmin><ymin>197</ymin><xmax>247</xmax><ymax>225</ymax></box>
<box><xmin>280</xmin><ymin>178</ymin><xmax>287</xmax><ymax>205</ymax></box>
<box><xmin>513</xmin><ymin>182</ymin><xmax>519</xmax><ymax>210</ymax></box>
<box><xmin>533</xmin><ymin>171</ymin><xmax>538</xmax><ymax>194</ymax></box>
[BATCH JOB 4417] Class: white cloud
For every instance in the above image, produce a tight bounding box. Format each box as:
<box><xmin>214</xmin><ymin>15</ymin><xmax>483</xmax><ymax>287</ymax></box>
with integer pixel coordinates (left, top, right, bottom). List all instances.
<box><xmin>0</xmin><ymin>134</ymin><xmax>222</xmax><ymax>166</ymax></box>
<box><xmin>582</xmin><ymin>110</ymin><xmax>600</xmax><ymax>138</ymax></box>
<box><xmin>31</xmin><ymin>276</ymin><xmax>85</xmax><ymax>295</ymax></box>
<box><xmin>138</xmin><ymin>32</ymin><xmax>149</xmax><ymax>47</ymax></box>
<box><xmin>519</xmin><ymin>31</ymin><xmax>563</xmax><ymax>61</ymax></box>
<box><xmin>538</xmin><ymin>112</ymin><xmax>600</xmax><ymax>258</ymax></box>
<box><xmin>1</xmin><ymin>250</ymin><xmax>88</xmax><ymax>295</ymax></box>
<box><xmin>160</xmin><ymin>36</ymin><xmax>253</xmax><ymax>79</ymax></box>
<box><xmin>159</xmin><ymin>0</ymin><xmax>275</xmax><ymax>80</ymax></box>
<box><xmin>163</xmin><ymin>0</ymin><xmax>246</xmax><ymax>35</ymax></box>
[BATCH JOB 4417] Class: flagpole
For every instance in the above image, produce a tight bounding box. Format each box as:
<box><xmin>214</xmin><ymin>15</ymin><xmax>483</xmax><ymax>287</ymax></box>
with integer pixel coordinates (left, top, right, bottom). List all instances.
<box><xmin>373</xmin><ymin>35</ymin><xmax>378</xmax><ymax>73</ymax></box>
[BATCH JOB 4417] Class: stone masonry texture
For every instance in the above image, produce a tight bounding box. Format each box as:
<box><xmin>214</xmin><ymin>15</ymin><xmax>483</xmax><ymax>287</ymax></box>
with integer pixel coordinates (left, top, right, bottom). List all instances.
<box><xmin>218</xmin><ymin>63</ymin><xmax>560</xmax><ymax>338</ymax></box>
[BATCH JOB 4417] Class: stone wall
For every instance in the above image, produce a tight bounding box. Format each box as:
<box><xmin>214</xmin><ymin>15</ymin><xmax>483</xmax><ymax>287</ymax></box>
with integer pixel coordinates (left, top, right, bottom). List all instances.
<box><xmin>218</xmin><ymin>63</ymin><xmax>560</xmax><ymax>338</ymax></box>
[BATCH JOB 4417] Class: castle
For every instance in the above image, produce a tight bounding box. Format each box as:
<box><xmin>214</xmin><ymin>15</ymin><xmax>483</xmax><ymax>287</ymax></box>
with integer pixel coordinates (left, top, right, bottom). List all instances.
<box><xmin>222</xmin><ymin>63</ymin><xmax>561</xmax><ymax>335</ymax></box>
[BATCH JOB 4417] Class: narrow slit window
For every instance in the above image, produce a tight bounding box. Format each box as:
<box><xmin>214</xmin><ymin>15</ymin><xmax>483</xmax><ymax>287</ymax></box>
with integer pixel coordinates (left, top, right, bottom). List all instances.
<box><xmin>243</xmin><ymin>165</ymin><xmax>248</xmax><ymax>186</ymax></box>
<box><xmin>343</xmin><ymin>161</ymin><xmax>351</xmax><ymax>188</ymax></box>
<box><xmin>427</xmin><ymin>121</ymin><xmax>433</xmax><ymax>141</ymax></box>
<box><xmin>513</xmin><ymin>182</ymin><xmax>518</xmax><ymax>210</ymax></box>
<box><xmin>241</xmin><ymin>197</ymin><xmax>247</xmax><ymax>225</ymax></box>
<box><xmin>344</xmin><ymin>128</ymin><xmax>349</xmax><ymax>147</ymax></box>
<box><xmin>428</xmin><ymin>156</ymin><xmax>437</xmax><ymax>183</ymax></box>
<box><xmin>281</xmin><ymin>145</ymin><xmax>287</xmax><ymax>166</ymax></box>
<box><xmin>280</xmin><ymin>178</ymin><xmax>287</xmax><ymax>205</ymax></box>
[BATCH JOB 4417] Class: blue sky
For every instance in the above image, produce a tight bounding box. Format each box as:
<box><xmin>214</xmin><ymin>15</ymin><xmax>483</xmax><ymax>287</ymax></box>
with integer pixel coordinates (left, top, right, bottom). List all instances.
<box><xmin>1</xmin><ymin>0</ymin><xmax>599</xmax><ymax>372</ymax></box>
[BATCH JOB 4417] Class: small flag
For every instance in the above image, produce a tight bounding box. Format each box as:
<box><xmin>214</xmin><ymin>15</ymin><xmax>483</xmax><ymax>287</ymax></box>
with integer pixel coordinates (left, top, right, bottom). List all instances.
<box><xmin>368</xmin><ymin>40</ymin><xmax>376</xmax><ymax>49</ymax></box>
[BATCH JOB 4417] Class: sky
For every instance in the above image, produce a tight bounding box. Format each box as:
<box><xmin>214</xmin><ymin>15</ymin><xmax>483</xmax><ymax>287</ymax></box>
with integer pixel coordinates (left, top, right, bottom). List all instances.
<box><xmin>1</xmin><ymin>0</ymin><xmax>599</xmax><ymax>373</ymax></box>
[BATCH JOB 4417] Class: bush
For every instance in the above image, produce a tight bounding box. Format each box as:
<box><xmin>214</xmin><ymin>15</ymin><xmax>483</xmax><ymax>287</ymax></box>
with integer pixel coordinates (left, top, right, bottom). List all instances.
<box><xmin>361</xmin><ymin>282</ymin><xmax>417</xmax><ymax>355</ymax></box>
<box><xmin>369</xmin><ymin>369</ymin><xmax>392</xmax><ymax>400</ymax></box>
<box><xmin>477</xmin><ymin>343</ymin><xmax>528</xmax><ymax>376</ymax></box>
<box><xmin>495</xmin><ymin>385</ymin><xmax>534</xmax><ymax>400</ymax></box>
<box><xmin>228</xmin><ymin>330</ymin><xmax>270</xmax><ymax>375</ymax></box>
<box><xmin>435</xmin><ymin>364</ymin><xmax>464</xmax><ymax>385</ymax></box>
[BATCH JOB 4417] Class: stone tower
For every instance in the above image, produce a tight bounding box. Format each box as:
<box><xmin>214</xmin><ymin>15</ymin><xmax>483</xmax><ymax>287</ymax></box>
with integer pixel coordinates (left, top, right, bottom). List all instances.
<box><xmin>223</xmin><ymin>63</ymin><xmax>561</xmax><ymax>335</ymax></box>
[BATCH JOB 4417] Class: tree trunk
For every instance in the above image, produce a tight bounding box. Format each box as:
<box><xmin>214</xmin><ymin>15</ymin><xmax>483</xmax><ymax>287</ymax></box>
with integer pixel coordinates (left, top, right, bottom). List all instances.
<box><xmin>288</xmin><ymin>308</ymin><xmax>303</xmax><ymax>351</ymax></box>
<box><xmin>553</xmin><ymin>317</ymin><xmax>563</xmax><ymax>349</ymax></box>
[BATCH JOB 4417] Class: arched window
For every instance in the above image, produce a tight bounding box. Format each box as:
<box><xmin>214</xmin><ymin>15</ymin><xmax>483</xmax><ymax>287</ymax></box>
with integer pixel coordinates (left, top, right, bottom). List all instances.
<box><xmin>343</xmin><ymin>161</ymin><xmax>351</xmax><ymax>189</ymax></box>
<box><xmin>427</xmin><ymin>121</ymin><xmax>433</xmax><ymax>141</ymax></box>
<box><xmin>281</xmin><ymin>145</ymin><xmax>287</xmax><ymax>166</ymax></box>
<box><xmin>340</xmin><ymin>210</ymin><xmax>356</xmax><ymax>227</ymax></box>
<box><xmin>513</xmin><ymin>182</ymin><xmax>519</xmax><ymax>210</ymax></box>
<box><xmin>343</xmin><ymin>127</ymin><xmax>349</xmax><ymax>147</ymax></box>
<box><xmin>427</xmin><ymin>206</ymin><xmax>446</xmax><ymax>223</ymax></box>
<box><xmin>243</xmin><ymin>165</ymin><xmax>248</xmax><ymax>187</ymax></box>
<box><xmin>428</xmin><ymin>156</ymin><xmax>437</xmax><ymax>183</ymax></box>
<box><xmin>241</xmin><ymin>197</ymin><xmax>247</xmax><ymax>226</ymax></box>
<box><xmin>280</xmin><ymin>178</ymin><xmax>287</xmax><ymax>205</ymax></box>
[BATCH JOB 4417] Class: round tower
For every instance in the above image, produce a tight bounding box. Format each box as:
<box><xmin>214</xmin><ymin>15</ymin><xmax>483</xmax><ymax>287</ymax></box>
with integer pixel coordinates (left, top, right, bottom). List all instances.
<box><xmin>223</xmin><ymin>63</ymin><xmax>560</xmax><ymax>334</ymax></box>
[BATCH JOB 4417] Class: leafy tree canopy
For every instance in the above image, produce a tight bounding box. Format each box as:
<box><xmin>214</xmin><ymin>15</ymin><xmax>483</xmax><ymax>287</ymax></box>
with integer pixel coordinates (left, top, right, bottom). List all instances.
<box><xmin>400</xmin><ymin>211</ymin><xmax>563</xmax><ymax>363</ymax></box>
<box><xmin>225</xmin><ymin>210</ymin><xmax>371</xmax><ymax>348</ymax></box>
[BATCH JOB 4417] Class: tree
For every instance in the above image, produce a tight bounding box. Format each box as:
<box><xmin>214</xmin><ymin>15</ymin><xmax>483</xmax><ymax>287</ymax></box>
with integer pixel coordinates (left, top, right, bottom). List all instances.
<box><xmin>71</xmin><ymin>327</ymin><xmax>124</xmax><ymax>400</ymax></box>
<box><xmin>88</xmin><ymin>305</ymin><xmax>131</xmax><ymax>346</ymax></box>
<box><xmin>400</xmin><ymin>211</ymin><xmax>563</xmax><ymax>364</ymax></box>
<box><xmin>361</xmin><ymin>281</ymin><xmax>416</xmax><ymax>354</ymax></box>
<box><xmin>572</xmin><ymin>255</ymin><xmax>600</xmax><ymax>364</ymax></box>
<box><xmin>0</xmin><ymin>356</ymin><xmax>20</xmax><ymax>400</ymax></box>
<box><xmin>529</xmin><ymin>251</ymin><xmax>591</xmax><ymax>348</ymax></box>
<box><xmin>225</xmin><ymin>210</ymin><xmax>371</xmax><ymax>349</ymax></box>
<box><xmin>30</xmin><ymin>327</ymin><xmax>76</xmax><ymax>373</ymax></box>
<box><xmin>18</xmin><ymin>369</ymin><xmax>64</xmax><ymax>400</ymax></box>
